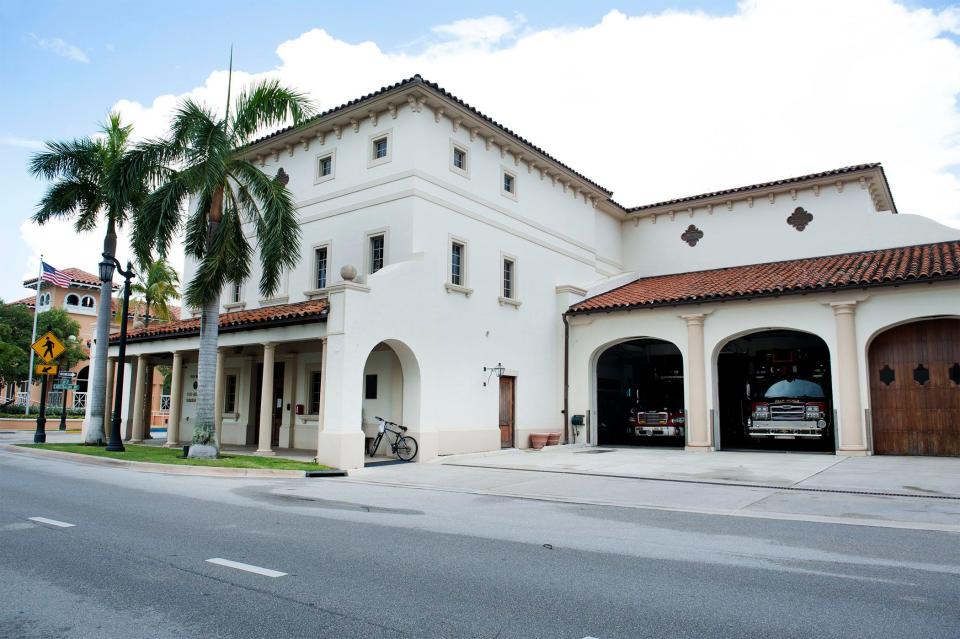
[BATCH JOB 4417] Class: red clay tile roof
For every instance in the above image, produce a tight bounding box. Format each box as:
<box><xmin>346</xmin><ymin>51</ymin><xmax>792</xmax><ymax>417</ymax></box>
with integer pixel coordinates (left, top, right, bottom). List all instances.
<box><xmin>626</xmin><ymin>164</ymin><xmax>888</xmax><ymax>213</ymax></box>
<box><xmin>570</xmin><ymin>241</ymin><xmax>960</xmax><ymax>314</ymax></box>
<box><xmin>109</xmin><ymin>299</ymin><xmax>181</xmax><ymax>321</ymax></box>
<box><xmin>110</xmin><ymin>299</ymin><xmax>328</xmax><ymax>343</ymax></box>
<box><xmin>23</xmin><ymin>267</ymin><xmax>114</xmax><ymax>289</ymax></box>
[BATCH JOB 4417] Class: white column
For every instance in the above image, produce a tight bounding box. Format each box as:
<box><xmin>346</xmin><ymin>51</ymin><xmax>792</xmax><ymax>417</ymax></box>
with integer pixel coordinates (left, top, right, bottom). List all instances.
<box><xmin>165</xmin><ymin>351</ymin><xmax>184</xmax><ymax>447</ymax></box>
<box><xmin>256</xmin><ymin>343</ymin><xmax>276</xmax><ymax>455</ymax></box>
<box><xmin>832</xmin><ymin>302</ymin><xmax>868</xmax><ymax>454</ymax></box>
<box><xmin>317</xmin><ymin>338</ymin><xmax>328</xmax><ymax>435</ymax></box>
<box><xmin>682</xmin><ymin>313</ymin><xmax>712</xmax><ymax>451</ymax></box>
<box><xmin>129</xmin><ymin>355</ymin><xmax>148</xmax><ymax>443</ymax></box>
<box><xmin>104</xmin><ymin>357</ymin><xmax>116</xmax><ymax>428</ymax></box>
<box><xmin>214</xmin><ymin>348</ymin><xmax>226</xmax><ymax>446</ymax></box>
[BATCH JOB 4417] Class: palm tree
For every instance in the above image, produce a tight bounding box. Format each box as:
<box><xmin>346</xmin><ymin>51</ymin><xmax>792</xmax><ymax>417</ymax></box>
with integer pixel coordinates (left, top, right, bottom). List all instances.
<box><xmin>29</xmin><ymin>114</ymin><xmax>145</xmax><ymax>446</ymax></box>
<box><xmin>129</xmin><ymin>78</ymin><xmax>314</xmax><ymax>458</ymax></box>
<box><xmin>130</xmin><ymin>259</ymin><xmax>180</xmax><ymax>327</ymax></box>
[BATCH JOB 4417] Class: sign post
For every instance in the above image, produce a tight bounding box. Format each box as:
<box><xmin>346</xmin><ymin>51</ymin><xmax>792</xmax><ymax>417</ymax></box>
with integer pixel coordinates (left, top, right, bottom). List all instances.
<box><xmin>31</xmin><ymin>327</ymin><xmax>64</xmax><ymax>443</ymax></box>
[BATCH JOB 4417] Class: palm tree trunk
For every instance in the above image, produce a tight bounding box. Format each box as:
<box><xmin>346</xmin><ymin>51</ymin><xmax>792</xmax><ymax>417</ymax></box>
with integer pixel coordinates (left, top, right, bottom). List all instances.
<box><xmin>84</xmin><ymin>224</ymin><xmax>117</xmax><ymax>445</ymax></box>
<box><xmin>144</xmin><ymin>298</ymin><xmax>152</xmax><ymax>328</ymax></box>
<box><xmin>188</xmin><ymin>291</ymin><xmax>221</xmax><ymax>457</ymax></box>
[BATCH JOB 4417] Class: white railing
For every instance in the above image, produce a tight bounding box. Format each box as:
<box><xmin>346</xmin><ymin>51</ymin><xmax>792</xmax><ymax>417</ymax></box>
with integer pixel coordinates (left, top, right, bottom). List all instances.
<box><xmin>15</xmin><ymin>392</ymin><xmax>29</xmax><ymax>407</ymax></box>
<box><xmin>73</xmin><ymin>392</ymin><xmax>87</xmax><ymax>411</ymax></box>
<box><xmin>159</xmin><ymin>394</ymin><xmax>171</xmax><ymax>413</ymax></box>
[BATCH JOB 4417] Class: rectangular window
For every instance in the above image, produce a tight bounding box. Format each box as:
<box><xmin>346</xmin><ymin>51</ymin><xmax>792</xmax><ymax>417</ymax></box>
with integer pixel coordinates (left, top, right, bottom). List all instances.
<box><xmin>223</xmin><ymin>374</ymin><xmax>237</xmax><ymax>413</ymax></box>
<box><xmin>453</xmin><ymin>147</ymin><xmax>466</xmax><ymax>170</ymax></box>
<box><xmin>318</xmin><ymin>155</ymin><xmax>332</xmax><ymax>177</ymax></box>
<box><xmin>503</xmin><ymin>258</ymin><xmax>515</xmax><ymax>299</ymax></box>
<box><xmin>308</xmin><ymin>370</ymin><xmax>322</xmax><ymax>414</ymax></box>
<box><xmin>230</xmin><ymin>282</ymin><xmax>241</xmax><ymax>304</ymax></box>
<box><xmin>503</xmin><ymin>172</ymin><xmax>515</xmax><ymax>194</ymax></box>
<box><xmin>369</xmin><ymin>234</ymin><xmax>385</xmax><ymax>273</ymax></box>
<box><xmin>373</xmin><ymin>137</ymin><xmax>388</xmax><ymax>159</ymax></box>
<box><xmin>314</xmin><ymin>246</ymin><xmax>328</xmax><ymax>289</ymax></box>
<box><xmin>451</xmin><ymin>241</ymin><xmax>464</xmax><ymax>286</ymax></box>
<box><xmin>365</xmin><ymin>374</ymin><xmax>378</xmax><ymax>400</ymax></box>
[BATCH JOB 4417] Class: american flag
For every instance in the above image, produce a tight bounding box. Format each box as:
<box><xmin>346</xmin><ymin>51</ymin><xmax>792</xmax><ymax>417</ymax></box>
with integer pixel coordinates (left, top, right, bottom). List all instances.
<box><xmin>40</xmin><ymin>262</ymin><xmax>70</xmax><ymax>287</ymax></box>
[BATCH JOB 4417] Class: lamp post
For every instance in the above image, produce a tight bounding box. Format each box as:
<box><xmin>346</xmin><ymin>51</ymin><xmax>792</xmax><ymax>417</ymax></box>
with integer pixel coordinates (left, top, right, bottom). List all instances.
<box><xmin>33</xmin><ymin>324</ymin><xmax>53</xmax><ymax>444</ymax></box>
<box><xmin>58</xmin><ymin>335</ymin><xmax>78</xmax><ymax>431</ymax></box>
<box><xmin>100</xmin><ymin>254</ymin><xmax>135</xmax><ymax>453</ymax></box>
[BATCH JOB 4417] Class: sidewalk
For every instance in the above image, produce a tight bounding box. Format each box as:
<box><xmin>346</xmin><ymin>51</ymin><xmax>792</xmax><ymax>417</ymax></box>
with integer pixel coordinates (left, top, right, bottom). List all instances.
<box><xmin>342</xmin><ymin>446</ymin><xmax>960</xmax><ymax>532</ymax></box>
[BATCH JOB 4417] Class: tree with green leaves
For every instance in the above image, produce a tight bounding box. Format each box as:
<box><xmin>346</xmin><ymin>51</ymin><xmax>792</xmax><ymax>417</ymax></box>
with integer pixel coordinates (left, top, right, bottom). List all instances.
<box><xmin>126</xmin><ymin>258</ymin><xmax>180</xmax><ymax>327</ymax></box>
<box><xmin>28</xmin><ymin>114</ymin><xmax>145</xmax><ymax>444</ymax></box>
<box><xmin>129</xmin><ymin>77</ymin><xmax>314</xmax><ymax>458</ymax></box>
<box><xmin>0</xmin><ymin>301</ymin><xmax>34</xmax><ymax>390</ymax></box>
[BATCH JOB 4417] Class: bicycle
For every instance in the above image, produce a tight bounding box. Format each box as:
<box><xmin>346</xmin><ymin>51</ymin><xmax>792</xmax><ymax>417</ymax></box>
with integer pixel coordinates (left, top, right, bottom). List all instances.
<box><xmin>367</xmin><ymin>416</ymin><xmax>418</xmax><ymax>461</ymax></box>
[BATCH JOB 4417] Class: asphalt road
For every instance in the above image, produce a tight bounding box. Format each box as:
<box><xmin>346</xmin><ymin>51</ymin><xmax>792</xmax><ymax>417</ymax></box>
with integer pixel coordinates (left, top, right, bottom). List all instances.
<box><xmin>1</xmin><ymin>450</ymin><xmax>958</xmax><ymax>639</ymax></box>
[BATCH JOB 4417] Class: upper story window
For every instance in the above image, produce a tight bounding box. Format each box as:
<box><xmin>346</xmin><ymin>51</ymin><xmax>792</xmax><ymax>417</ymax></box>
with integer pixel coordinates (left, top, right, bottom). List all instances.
<box><xmin>65</xmin><ymin>293</ymin><xmax>80</xmax><ymax>306</ymax></box>
<box><xmin>314</xmin><ymin>246</ymin><xmax>328</xmax><ymax>289</ymax></box>
<box><xmin>451</xmin><ymin>241</ymin><xmax>465</xmax><ymax>286</ymax></box>
<box><xmin>38</xmin><ymin>292</ymin><xmax>51</xmax><ymax>307</ymax></box>
<box><xmin>80</xmin><ymin>295</ymin><xmax>95</xmax><ymax>309</ymax></box>
<box><xmin>369</xmin><ymin>233</ymin><xmax>385</xmax><ymax>274</ymax></box>
<box><xmin>367</xmin><ymin>130</ymin><xmax>393</xmax><ymax>168</ymax></box>
<box><xmin>315</xmin><ymin>151</ymin><xmax>335</xmax><ymax>184</ymax></box>
<box><xmin>501</xmin><ymin>168</ymin><xmax>517</xmax><ymax>201</ymax></box>
<box><xmin>229</xmin><ymin>282</ymin><xmax>242</xmax><ymax>304</ymax></box>
<box><xmin>502</xmin><ymin>257</ymin><xmax>516</xmax><ymax>299</ymax></box>
<box><xmin>450</xmin><ymin>141</ymin><xmax>469</xmax><ymax>179</ymax></box>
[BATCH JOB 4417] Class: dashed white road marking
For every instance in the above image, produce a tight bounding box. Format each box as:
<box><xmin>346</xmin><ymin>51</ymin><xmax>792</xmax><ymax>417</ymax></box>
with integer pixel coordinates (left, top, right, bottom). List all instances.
<box><xmin>206</xmin><ymin>558</ymin><xmax>287</xmax><ymax>578</ymax></box>
<box><xmin>28</xmin><ymin>517</ymin><xmax>75</xmax><ymax>528</ymax></box>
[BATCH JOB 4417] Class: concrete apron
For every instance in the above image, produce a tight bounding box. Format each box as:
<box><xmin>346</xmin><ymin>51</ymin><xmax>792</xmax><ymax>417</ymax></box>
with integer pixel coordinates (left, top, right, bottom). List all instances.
<box><xmin>433</xmin><ymin>445</ymin><xmax>960</xmax><ymax>498</ymax></box>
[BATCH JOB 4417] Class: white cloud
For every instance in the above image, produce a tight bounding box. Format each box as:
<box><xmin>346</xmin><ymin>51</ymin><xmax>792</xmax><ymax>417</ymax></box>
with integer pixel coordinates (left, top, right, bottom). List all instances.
<box><xmin>1</xmin><ymin>136</ymin><xmax>43</xmax><ymax>149</ymax></box>
<box><xmin>29</xmin><ymin>34</ymin><xmax>90</xmax><ymax>64</ymax></box>
<box><xmin>22</xmin><ymin>0</ymin><xmax>960</xmax><ymax>296</ymax></box>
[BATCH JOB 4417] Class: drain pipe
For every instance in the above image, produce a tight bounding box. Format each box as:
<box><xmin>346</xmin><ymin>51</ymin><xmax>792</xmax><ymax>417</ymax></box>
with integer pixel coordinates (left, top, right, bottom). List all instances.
<box><xmin>562</xmin><ymin>312</ymin><xmax>570</xmax><ymax>444</ymax></box>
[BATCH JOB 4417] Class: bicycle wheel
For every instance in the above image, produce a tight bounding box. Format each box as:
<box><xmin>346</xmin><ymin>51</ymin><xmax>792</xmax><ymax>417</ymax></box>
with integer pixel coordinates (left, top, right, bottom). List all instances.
<box><xmin>367</xmin><ymin>434</ymin><xmax>381</xmax><ymax>457</ymax></box>
<box><xmin>395</xmin><ymin>435</ymin><xmax>418</xmax><ymax>461</ymax></box>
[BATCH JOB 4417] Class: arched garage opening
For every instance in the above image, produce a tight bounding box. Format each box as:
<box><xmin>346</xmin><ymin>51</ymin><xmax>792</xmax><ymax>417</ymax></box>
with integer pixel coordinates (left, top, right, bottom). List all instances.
<box><xmin>868</xmin><ymin>318</ymin><xmax>960</xmax><ymax>456</ymax></box>
<box><xmin>596</xmin><ymin>339</ymin><xmax>685</xmax><ymax>447</ymax></box>
<box><xmin>361</xmin><ymin>340</ymin><xmax>421</xmax><ymax>461</ymax></box>
<box><xmin>717</xmin><ymin>330</ymin><xmax>834</xmax><ymax>452</ymax></box>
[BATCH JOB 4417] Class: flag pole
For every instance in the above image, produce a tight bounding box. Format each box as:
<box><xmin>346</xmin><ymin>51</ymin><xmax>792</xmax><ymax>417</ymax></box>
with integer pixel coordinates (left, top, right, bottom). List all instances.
<box><xmin>25</xmin><ymin>255</ymin><xmax>43</xmax><ymax>415</ymax></box>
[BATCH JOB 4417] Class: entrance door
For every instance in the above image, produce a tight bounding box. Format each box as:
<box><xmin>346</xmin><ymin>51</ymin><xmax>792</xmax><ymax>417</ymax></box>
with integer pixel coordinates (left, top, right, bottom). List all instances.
<box><xmin>869</xmin><ymin>319</ymin><xmax>960</xmax><ymax>456</ymax></box>
<box><xmin>251</xmin><ymin>362</ymin><xmax>285</xmax><ymax>448</ymax></box>
<box><xmin>499</xmin><ymin>376</ymin><xmax>515</xmax><ymax>448</ymax></box>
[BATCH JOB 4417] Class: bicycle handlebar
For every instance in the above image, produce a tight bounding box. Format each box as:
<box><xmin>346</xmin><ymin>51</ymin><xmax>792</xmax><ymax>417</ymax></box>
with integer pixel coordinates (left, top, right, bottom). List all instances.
<box><xmin>375</xmin><ymin>416</ymin><xmax>408</xmax><ymax>432</ymax></box>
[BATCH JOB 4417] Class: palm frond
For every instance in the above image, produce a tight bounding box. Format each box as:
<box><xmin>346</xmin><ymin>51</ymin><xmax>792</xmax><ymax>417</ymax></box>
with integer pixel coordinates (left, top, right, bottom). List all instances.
<box><xmin>28</xmin><ymin>138</ymin><xmax>101</xmax><ymax>180</ymax></box>
<box><xmin>32</xmin><ymin>178</ymin><xmax>100</xmax><ymax>225</ymax></box>
<box><xmin>230</xmin><ymin>79</ymin><xmax>316</xmax><ymax>145</ymax></box>
<box><xmin>133</xmin><ymin>172</ymin><xmax>190</xmax><ymax>264</ymax></box>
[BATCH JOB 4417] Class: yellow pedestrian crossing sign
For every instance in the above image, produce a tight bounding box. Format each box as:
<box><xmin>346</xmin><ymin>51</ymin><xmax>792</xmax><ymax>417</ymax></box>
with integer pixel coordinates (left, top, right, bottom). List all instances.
<box><xmin>35</xmin><ymin>363</ymin><xmax>59</xmax><ymax>376</ymax></box>
<box><xmin>32</xmin><ymin>331</ymin><xmax>65</xmax><ymax>363</ymax></box>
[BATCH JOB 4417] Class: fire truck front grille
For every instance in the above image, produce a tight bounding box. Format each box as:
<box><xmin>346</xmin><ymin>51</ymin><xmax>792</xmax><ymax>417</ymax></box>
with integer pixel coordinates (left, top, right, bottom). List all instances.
<box><xmin>636</xmin><ymin>412</ymin><xmax>668</xmax><ymax>425</ymax></box>
<box><xmin>770</xmin><ymin>404</ymin><xmax>805</xmax><ymax>420</ymax></box>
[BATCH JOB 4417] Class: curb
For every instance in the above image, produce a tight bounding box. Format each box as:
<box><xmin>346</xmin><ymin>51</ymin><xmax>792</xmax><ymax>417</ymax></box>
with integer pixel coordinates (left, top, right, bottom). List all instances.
<box><xmin>1</xmin><ymin>444</ymin><xmax>325</xmax><ymax>479</ymax></box>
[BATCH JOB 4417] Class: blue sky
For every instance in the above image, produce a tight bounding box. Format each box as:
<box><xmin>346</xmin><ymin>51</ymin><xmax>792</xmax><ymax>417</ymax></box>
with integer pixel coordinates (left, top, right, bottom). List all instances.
<box><xmin>2</xmin><ymin>0</ymin><xmax>958</xmax><ymax>301</ymax></box>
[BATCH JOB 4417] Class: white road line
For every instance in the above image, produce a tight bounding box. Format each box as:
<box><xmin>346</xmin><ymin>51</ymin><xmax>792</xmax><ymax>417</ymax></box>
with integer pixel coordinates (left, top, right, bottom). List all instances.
<box><xmin>205</xmin><ymin>558</ymin><xmax>287</xmax><ymax>578</ymax></box>
<box><xmin>28</xmin><ymin>517</ymin><xmax>76</xmax><ymax>528</ymax></box>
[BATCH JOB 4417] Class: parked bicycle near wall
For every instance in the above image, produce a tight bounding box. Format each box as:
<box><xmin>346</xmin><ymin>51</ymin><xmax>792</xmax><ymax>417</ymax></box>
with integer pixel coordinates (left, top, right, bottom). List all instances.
<box><xmin>368</xmin><ymin>416</ymin><xmax>418</xmax><ymax>461</ymax></box>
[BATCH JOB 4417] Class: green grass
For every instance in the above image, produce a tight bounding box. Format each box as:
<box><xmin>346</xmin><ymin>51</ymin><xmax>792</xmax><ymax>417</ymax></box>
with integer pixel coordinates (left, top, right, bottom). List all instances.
<box><xmin>18</xmin><ymin>443</ymin><xmax>333</xmax><ymax>471</ymax></box>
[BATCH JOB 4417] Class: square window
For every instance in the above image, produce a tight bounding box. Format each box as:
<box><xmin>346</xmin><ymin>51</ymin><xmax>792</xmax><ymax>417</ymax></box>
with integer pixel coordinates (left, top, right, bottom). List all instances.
<box><xmin>503</xmin><ymin>258</ymin><xmax>515</xmax><ymax>299</ymax></box>
<box><xmin>373</xmin><ymin>137</ymin><xmax>388</xmax><ymax>159</ymax></box>
<box><xmin>451</xmin><ymin>242</ymin><xmax>464</xmax><ymax>286</ymax></box>
<box><xmin>319</xmin><ymin>156</ymin><xmax>332</xmax><ymax>177</ymax></box>
<box><xmin>365</xmin><ymin>374</ymin><xmax>378</xmax><ymax>400</ymax></box>
<box><xmin>369</xmin><ymin>234</ymin><xmax>385</xmax><ymax>273</ymax></box>
<box><xmin>314</xmin><ymin>246</ymin><xmax>328</xmax><ymax>289</ymax></box>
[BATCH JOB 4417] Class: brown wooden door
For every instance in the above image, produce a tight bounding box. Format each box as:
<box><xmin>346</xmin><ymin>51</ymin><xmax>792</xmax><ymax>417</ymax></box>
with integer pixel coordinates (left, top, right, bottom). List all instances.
<box><xmin>869</xmin><ymin>319</ymin><xmax>960</xmax><ymax>456</ymax></box>
<box><xmin>499</xmin><ymin>376</ymin><xmax>515</xmax><ymax>448</ymax></box>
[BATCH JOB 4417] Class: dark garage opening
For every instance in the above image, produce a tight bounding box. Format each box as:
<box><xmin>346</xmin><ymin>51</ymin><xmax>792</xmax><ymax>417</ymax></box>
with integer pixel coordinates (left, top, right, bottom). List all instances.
<box><xmin>717</xmin><ymin>330</ymin><xmax>834</xmax><ymax>453</ymax></box>
<box><xmin>596</xmin><ymin>339</ymin><xmax>685</xmax><ymax>447</ymax></box>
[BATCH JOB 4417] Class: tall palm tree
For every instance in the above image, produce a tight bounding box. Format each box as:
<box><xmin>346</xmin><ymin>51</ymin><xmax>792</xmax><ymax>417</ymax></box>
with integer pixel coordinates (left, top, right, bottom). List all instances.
<box><xmin>129</xmin><ymin>78</ymin><xmax>314</xmax><ymax>458</ymax></box>
<box><xmin>29</xmin><ymin>114</ymin><xmax>145</xmax><ymax>446</ymax></box>
<box><xmin>130</xmin><ymin>258</ymin><xmax>180</xmax><ymax>327</ymax></box>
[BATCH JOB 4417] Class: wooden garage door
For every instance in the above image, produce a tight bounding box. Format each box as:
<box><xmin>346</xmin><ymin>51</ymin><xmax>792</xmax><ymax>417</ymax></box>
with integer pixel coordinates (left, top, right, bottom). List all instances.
<box><xmin>868</xmin><ymin>319</ymin><xmax>960</xmax><ymax>456</ymax></box>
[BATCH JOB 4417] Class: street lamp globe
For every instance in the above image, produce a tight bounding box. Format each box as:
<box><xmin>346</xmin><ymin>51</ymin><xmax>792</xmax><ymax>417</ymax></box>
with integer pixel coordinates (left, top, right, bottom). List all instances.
<box><xmin>98</xmin><ymin>254</ymin><xmax>116</xmax><ymax>282</ymax></box>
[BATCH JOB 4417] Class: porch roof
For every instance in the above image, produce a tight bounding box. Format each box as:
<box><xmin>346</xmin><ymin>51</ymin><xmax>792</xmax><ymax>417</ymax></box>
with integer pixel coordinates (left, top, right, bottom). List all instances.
<box><xmin>110</xmin><ymin>299</ymin><xmax>328</xmax><ymax>344</ymax></box>
<box><xmin>568</xmin><ymin>240</ymin><xmax>960</xmax><ymax>314</ymax></box>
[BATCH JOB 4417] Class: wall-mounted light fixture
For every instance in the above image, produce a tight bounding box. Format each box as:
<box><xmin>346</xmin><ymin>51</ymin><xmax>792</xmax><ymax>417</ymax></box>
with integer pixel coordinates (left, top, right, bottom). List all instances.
<box><xmin>482</xmin><ymin>362</ymin><xmax>505</xmax><ymax>387</ymax></box>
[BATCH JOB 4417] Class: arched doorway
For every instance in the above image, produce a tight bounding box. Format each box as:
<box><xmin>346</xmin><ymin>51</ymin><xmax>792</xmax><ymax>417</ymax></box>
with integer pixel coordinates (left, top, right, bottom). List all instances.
<box><xmin>361</xmin><ymin>340</ymin><xmax>421</xmax><ymax>460</ymax></box>
<box><xmin>717</xmin><ymin>330</ymin><xmax>833</xmax><ymax>452</ymax></box>
<box><xmin>868</xmin><ymin>318</ymin><xmax>960</xmax><ymax>456</ymax></box>
<box><xmin>75</xmin><ymin>366</ymin><xmax>89</xmax><ymax>411</ymax></box>
<box><xmin>596</xmin><ymin>338</ymin><xmax>685</xmax><ymax>447</ymax></box>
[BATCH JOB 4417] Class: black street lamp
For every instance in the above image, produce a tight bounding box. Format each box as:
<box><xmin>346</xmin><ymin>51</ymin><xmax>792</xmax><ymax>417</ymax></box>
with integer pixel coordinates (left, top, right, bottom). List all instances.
<box><xmin>58</xmin><ymin>335</ymin><xmax>77</xmax><ymax>431</ymax></box>
<box><xmin>101</xmin><ymin>254</ymin><xmax>135</xmax><ymax>453</ymax></box>
<box><xmin>33</xmin><ymin>324</ymin><xmax>53</xmax><ymax>444</ymax></box>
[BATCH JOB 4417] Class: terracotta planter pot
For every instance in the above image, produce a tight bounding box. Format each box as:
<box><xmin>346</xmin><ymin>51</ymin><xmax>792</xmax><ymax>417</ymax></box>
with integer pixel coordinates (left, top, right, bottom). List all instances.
<box><xmin>546</xmin><ymin>433</ymin><xmax>561</xmax><ymax>446</ymax></box>
<box><xmin>529</xmin><ymin>433</ymin><xmax>549</xmax><ymax>450</ymax></box>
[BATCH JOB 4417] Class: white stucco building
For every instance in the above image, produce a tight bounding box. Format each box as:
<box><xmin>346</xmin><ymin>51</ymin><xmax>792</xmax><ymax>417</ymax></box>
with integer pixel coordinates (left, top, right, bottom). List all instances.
<box><xmin>107</xmin><ymin>76</ymin><xmax>960</xmax><ymax>469</ymax></box>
